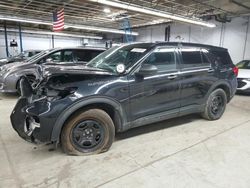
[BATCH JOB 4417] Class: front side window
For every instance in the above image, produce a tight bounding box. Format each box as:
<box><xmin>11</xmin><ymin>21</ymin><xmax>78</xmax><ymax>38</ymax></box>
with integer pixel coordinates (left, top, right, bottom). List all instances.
<box><xmin>142</xmin><ymin>48</ymin><xmax>176</xmax><ymax>73</ymax></box>
<box><xmin>39</xmin><ymin>51</ymin><xmax>62</xmax><ymax>64</ymax></box>
<box><xmin>47</xmin><ymin>51</ymin><xmax>61</xmax><ymax>62</ymax></box>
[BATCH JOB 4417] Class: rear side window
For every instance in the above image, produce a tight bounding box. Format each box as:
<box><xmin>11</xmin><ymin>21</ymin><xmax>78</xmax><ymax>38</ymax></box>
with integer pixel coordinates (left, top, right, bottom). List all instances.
<box><xmin>210</xmin><ymin>50</ymin><xmax>233</xmax><ymax>66</ymax></box>
<box><xmin>181</xmin><ymin>48</ymin><xmax>211</xmax><ymax>69</ymax></box>
<box><xmin>74</xmin><ymin>50</ymin><xmax>103</xmax><ymax>63</ymax></box>
<box><xmin>181</xmin><ymin>48</ymin><xmax>202</xmax><ymax>68</ymax></box>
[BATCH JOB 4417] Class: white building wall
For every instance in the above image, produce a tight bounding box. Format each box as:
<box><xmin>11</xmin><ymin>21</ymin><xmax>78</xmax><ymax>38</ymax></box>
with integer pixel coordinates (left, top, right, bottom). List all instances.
<box><xmin>135</xmin><ymin>17</ymin><xmax>250</xmax><ymax>63</ymax></box>
<box><xmin>0</xmin><ymin>31</ymin><xmax>103</xmax><ymax>58</ymax></box>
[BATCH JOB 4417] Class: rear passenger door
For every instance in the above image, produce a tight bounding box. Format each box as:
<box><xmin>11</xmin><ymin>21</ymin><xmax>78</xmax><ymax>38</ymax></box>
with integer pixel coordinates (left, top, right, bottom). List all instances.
<box><xmin>179</xmin><ymin>47</ymin><xmax>215</xmax><ymax>111</ymax></box>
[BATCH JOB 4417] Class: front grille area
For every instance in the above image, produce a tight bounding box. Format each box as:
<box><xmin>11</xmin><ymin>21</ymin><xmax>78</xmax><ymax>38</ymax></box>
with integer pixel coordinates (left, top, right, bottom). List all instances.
<box><xmin>237</xmin><ymin>79</ymin><xmax>247</xmax><ymax>88</ymax></box>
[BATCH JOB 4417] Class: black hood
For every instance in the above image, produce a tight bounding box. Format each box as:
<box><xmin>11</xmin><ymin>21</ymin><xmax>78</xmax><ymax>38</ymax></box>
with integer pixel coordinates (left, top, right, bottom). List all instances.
<box><xmin>42</xmin><ymin>65</ymin><xmax>115</xmax><ymax>78</ymax></box>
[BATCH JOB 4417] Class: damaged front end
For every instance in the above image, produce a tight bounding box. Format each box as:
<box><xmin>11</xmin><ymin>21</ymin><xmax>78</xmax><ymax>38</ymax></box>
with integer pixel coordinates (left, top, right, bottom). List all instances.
<box><xmin>10</xmin><ymin>77</ymin><xmax>51</xmax><ymax>143</ymax></box>
<box><xmin>10</xmin><ymin>76</ymin><xmax>78</xmax><ymax>144</ymax></box>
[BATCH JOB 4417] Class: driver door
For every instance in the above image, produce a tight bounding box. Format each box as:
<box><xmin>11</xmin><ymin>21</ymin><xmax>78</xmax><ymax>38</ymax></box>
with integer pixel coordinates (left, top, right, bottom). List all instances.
<box><xmin>128</xmin><ymin>47</ymin><xmax>181</xmax><ymax>126</ymax></box>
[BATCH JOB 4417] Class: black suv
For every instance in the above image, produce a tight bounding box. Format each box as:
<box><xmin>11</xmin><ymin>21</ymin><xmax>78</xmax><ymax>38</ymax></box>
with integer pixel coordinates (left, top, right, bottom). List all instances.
<box><xmin>11</xmin><ymin>42</ymin><xmax>238</xmax><ymax>155</ymax></box>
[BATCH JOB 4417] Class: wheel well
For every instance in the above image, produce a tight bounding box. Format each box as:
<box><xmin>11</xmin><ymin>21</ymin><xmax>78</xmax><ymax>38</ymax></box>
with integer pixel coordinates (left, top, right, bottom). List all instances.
<box><xmin>63</xmin><ymin>103</ymin><xmax>122</xmax><ymax>132</ymax></box>
<box><xmin>16</xmin><ymin>74</ymin><xmax>36</xmax><ymax>89</ymax></box>
<box><xmin>214</xmin><ymin>84</ymin><xmax>231</xmax><ymax>102</ymax></box>
<box><xmin>26</xmin><ymin>74</ymin><xmax>36</xmax><ymax>79</ymax></box>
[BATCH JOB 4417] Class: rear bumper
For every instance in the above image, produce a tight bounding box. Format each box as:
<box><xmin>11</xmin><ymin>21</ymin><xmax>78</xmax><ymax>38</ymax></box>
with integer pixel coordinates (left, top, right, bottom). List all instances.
<box><xmin>237</xmin><ymin>78</ymin><xmax>250</xmax><ymax>91</ymax></box>
<box><xmin>229</xmin><ymin>76</ymin><xmax>237</xmax><ymax>101</ymax></box>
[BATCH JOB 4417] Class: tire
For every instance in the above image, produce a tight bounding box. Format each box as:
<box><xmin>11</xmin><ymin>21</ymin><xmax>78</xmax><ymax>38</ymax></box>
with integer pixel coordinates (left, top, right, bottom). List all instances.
<box><xmin>61</xmin><ymin>109</ymin><xmax>115</xmax><ymax>155</ymax></box>
<box><xmin>201</xmin><ymin>89</ymin><xmax>227</xmax><ymax>120</ymax></box>
<box><xmin>16</xmin><ymin>79</ymin><xmax>21</xmax><ymax>95</ymax></box>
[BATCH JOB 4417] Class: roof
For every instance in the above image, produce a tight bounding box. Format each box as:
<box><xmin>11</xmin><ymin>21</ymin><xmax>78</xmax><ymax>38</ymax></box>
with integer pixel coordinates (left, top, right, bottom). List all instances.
<box><xmin>46</xmin><ymin>46</ymin><xmax>107</xmax><ymax>53</ymax></box>
<box><xmin>59</xmin><ymin>46</ymin><xmax>106</xmax><ymax>51</ymax></box>
<box><xmin>155</xmin><ymin>42</ymin><xmax>227</xmax><ymax>51</ymax></box>
<box><xmin>23</xmin><ymin>50</ymin><xmax>42</xmax><ymax>52</ymax></box>
<box><xmin>121</xmin><ymin>42</ymin><xmax>227</xmax><ymax>51</ymax></box>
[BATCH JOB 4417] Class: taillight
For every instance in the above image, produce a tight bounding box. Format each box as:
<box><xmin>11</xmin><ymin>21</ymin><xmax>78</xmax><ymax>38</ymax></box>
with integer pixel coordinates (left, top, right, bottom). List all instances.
<box><xmin>233</xmin><ymin>66</ymin><xmax>238</xmax><ymax>77</ymax></box>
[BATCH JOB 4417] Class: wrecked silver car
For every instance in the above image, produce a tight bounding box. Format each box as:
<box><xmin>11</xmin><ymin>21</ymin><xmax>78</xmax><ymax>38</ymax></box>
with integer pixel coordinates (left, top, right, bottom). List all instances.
<box><xmin>0</xmin><ymin>47</ymin><xmax>105</xmax><ymax>93</ymax></box>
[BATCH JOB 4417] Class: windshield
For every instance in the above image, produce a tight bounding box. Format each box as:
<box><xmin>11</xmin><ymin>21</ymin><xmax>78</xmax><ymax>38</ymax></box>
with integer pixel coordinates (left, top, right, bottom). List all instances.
<box><xmin>236</xmin><ymin>60</ymin><xmax>250</xmax><ymax>69</ymax></box>
<box><xmin>18</xmin><ymin>51</ymin><xmax>29</xmax><ymax>58</ymax></box>
<box><xmin>86</xmin><ymin>43</ymin><xmax>153</xmax><ymax>73</ymax></box>
<box><xmin>25</xmin><ymin>49</ymin><xmax>53</xmax><ymax>63</ymax></box>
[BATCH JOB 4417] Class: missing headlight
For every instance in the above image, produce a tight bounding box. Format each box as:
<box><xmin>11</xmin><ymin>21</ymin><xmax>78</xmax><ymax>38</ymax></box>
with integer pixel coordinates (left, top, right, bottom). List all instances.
<box><xmin>24</xmin><ymin>116</ymin><xmax>40</xmax><ymax>136</ymax></box>
<box><xmin>46</xmin><ymin>87</ymin><xmax>78</xmax><ymax>101</ymax></box>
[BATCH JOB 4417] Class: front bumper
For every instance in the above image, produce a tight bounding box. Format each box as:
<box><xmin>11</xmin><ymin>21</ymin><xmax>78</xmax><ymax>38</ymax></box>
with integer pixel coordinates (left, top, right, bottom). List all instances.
<box><xmin>10</xmin><ymin>97</ymin><xmax>55</xmax><ymax>143</ymax></box>
<box><xmin>237</xmin><ymin>78</ymin><xmax>250</xmax><ymax>92</ymax></box>
<box><xmin>10</xmin><ymin>77</ymin><xmax>71</xmax><ymax>143</ymax></box>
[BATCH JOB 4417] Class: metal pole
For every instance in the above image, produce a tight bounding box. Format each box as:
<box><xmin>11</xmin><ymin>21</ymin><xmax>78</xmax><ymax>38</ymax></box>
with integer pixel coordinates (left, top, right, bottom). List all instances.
<box><xmin>52</xmin><ymin>35</ymin><xmax>54</xmax><ymax>48</ymax></box>
<box><xmin>4</xmin><ymin>21</ymin><xmax>9</xmax><ymax>57</ymax></box>
<box><xmin>18</xmin><ymin>23</ymin><xmax>23</xmax><ymax>52</ymax></box>
<box><xmin>243</xmin><ymin>16</ymin><xmax>250</xmax><ymax>60</ymax></box>
<box><xmin>188</xmin><ymin>25</ymin><xmax>191</xmax><ymax>42</ymax></box>
<box><xmin>219</xmin><ymin>23</ymin><xmax>225</xmax><ymax>47</ymax></box>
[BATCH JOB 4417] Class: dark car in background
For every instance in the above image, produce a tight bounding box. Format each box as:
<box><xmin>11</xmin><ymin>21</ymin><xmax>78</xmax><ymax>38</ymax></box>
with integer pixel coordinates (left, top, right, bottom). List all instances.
<box><xmin>11</xmin><ymin>42</ymin><xmax>237</xmax><ymax>155</ymax></box>
<box><xmin>0</xmin><ymin>50</ymin><xmax>41</xmax><ymax>66</ymax></box>
<box><xmin>0</xmin><ymin>47</ymin><xmax>106</xmax><ymax>93</ymax></box>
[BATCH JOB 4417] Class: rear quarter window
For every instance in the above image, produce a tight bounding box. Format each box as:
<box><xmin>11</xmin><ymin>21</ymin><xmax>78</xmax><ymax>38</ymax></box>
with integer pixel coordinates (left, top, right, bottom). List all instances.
<box><xmin>210</xmin><ymin>50</ymin><xmax>233</xmax><ymax>66</ymax></box>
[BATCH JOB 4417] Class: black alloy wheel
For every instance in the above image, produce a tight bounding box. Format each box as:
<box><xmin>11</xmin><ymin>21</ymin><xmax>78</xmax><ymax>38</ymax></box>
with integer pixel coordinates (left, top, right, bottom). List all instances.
<box><xmin>202</xmin><ymin>88</ymin><xmax>227</xmax><ymax>120</ymax></box>
<box><xmin>71</xmin><ymin>120</ymin><xmax>105</xmax><ymax>150</ymax></box>
<box><xmin>210</xmin><ymin>95</ymin><xmax>224</xmax><ymax>116</ymax></box>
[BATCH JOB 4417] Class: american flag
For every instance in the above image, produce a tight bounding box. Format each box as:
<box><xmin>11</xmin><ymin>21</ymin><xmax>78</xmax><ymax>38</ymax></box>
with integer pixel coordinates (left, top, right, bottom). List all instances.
<box><xmin>53</xmin><ymin>8</ymin><xmax>64</xmax><ymax>32</ymax></box>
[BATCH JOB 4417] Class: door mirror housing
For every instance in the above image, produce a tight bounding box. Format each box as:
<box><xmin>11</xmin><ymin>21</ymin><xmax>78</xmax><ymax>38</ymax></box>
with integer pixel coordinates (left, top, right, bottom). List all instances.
<box><xmin>137</xmin><ymin>64</ymin><xmax>158</xmax><ymax>76</ymax></box>
<box><xmin>44</xmin><ymin>58</ymin><xmax>54</xmax><ymax>64</ymax></box>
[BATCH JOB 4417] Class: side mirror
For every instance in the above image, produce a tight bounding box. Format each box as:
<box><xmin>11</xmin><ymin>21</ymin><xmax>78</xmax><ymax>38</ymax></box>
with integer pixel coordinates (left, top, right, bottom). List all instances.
<box><xmin>137</xmin><ymin>64</ymin><xmax>158</xmax><ymax>76</ymax></box>
<box><xmin>45</xmin><ymin>58</ymin><xmax>53</xmax><ymax>64</ymax></box>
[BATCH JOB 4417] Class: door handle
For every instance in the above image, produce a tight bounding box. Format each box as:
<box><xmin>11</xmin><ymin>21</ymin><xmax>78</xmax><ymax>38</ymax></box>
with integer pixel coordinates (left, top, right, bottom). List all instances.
<box><xmin>168</xmin><ymin>75</ymin><xmax>177</xmax><ymax>80</ymax></box>
<box><xmin>207</xmin><ymin>68</ymin><xmax>214</xmax><ymax>73</ymax></box>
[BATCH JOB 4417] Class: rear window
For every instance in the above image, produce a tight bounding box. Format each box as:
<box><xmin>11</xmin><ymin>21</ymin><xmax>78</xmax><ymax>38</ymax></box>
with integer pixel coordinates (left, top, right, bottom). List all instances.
<box><xmin>210</xmin><ymin>50</ymin><xmax>233</xmax><ymax>66</ymax></box>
